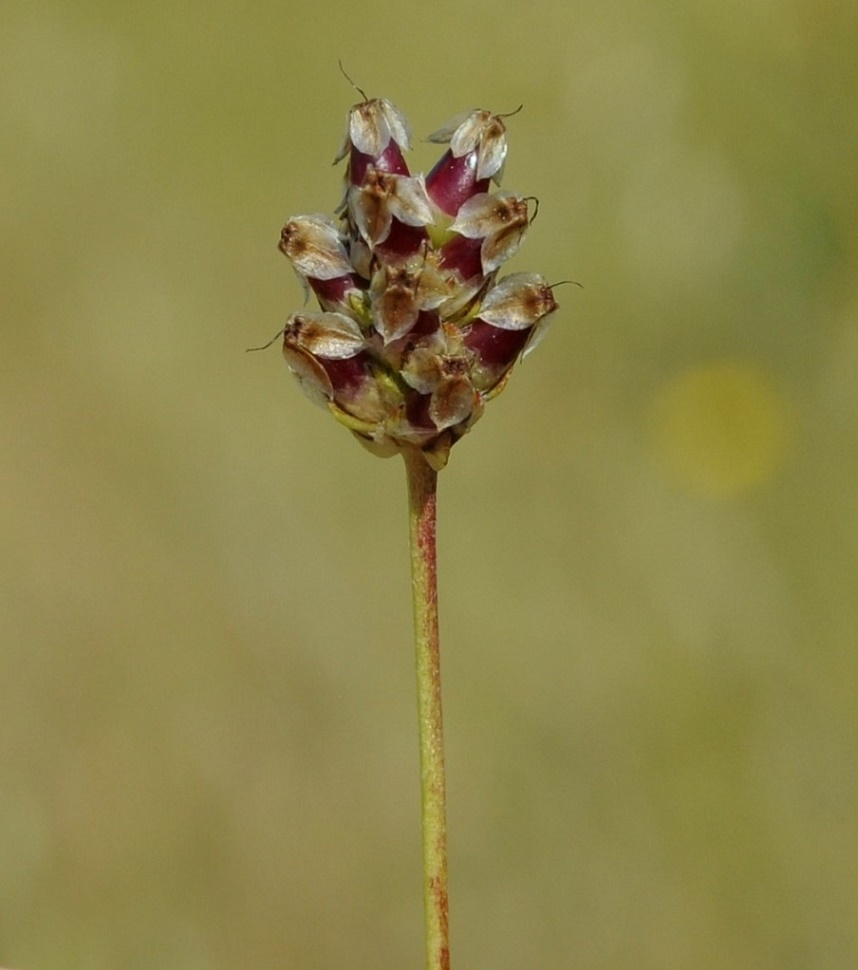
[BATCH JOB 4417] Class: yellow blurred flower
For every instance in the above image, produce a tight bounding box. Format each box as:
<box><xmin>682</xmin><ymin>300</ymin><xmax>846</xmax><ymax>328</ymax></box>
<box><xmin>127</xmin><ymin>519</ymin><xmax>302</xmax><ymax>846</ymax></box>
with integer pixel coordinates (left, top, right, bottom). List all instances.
<box><xmin>649</xmin><ymin>360</ymin><xmax>789</xmax><ymax>498</ymax></box>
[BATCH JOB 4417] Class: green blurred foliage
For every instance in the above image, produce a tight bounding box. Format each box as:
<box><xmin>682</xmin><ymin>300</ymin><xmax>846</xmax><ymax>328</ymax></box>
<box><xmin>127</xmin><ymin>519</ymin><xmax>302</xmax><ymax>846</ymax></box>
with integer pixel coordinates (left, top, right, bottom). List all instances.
<box><xmin>2</xmin><ymin>0</ymin><xmax>857</xmax><ymax>967</ymax></box>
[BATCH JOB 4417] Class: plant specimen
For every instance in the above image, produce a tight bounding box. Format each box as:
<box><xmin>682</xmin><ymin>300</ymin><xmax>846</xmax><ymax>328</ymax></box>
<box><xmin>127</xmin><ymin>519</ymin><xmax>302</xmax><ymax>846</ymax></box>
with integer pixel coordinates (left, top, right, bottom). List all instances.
<box><xmin>276</xmin><ymin>89</ymin><xmax>559</xmax><ymax>970</ymax></box>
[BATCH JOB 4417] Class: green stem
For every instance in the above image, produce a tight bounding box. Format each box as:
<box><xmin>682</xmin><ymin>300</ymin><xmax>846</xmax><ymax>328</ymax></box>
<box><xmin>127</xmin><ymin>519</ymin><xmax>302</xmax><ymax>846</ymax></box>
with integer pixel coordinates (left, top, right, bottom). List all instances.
<box><xmin>403</xmin><ymin>448</ymin><xmax>450</xmax><ymax>970</ymax></box>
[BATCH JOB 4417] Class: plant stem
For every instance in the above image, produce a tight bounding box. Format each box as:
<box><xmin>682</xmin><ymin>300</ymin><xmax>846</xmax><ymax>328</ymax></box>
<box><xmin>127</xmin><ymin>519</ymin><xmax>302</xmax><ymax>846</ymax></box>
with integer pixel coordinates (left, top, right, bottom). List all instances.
<box><xmin>403</xmin><ymin>447</ymin><xmax>450</xmax><ymax>970</ymax></box>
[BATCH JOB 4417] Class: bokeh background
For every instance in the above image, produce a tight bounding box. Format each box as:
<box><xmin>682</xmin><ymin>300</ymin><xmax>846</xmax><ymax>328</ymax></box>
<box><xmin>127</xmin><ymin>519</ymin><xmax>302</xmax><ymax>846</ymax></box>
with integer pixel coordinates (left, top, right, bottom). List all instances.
<box><xmin>2</xmin><ymin>0</ymin><xmax>857</xmax><ymax>967</ymax></box>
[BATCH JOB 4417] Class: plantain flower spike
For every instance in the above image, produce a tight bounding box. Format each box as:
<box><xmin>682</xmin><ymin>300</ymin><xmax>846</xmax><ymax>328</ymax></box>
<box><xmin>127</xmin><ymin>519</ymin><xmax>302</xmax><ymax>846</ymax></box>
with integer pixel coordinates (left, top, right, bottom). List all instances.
<box><xmin>278</xmin><ymin>96</ymin><xmax>559</xmax><ymax>470</ymax></box>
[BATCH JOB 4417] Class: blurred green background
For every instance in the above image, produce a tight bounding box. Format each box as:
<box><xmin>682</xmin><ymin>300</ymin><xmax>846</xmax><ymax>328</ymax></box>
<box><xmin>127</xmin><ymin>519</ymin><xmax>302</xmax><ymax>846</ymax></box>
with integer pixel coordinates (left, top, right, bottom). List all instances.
<box><xmin>2</xmin><ymin>0</ymin><xmax>857</xmax><ymax>967</ymax></box>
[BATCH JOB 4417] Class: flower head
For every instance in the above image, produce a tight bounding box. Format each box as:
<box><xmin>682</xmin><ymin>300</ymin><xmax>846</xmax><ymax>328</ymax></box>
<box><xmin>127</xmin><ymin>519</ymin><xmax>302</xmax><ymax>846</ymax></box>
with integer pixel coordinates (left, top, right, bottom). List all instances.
<box><xmin>279</xmin><ymin>97</ymin><xmax>559</xmax><ymax>470</ymax></box>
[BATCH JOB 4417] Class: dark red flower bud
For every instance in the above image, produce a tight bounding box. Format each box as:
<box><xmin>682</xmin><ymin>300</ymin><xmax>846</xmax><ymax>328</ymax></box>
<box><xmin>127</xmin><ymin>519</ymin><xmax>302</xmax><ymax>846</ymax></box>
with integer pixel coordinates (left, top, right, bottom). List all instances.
<box><xmin>464</xmin><ymin>274</ymin><xmax>558</xmax><ymax>395</ymax></box>
<box><xmin>347</xmin><ymin>170</ymin><xmax>433</xmax><ymax>255</ymax></box>
<box><xmin>425</xmin><ymin>110</ymin><xmax>509</xmax><ymax>216</ymax></box>
<box><xmin>279</xmin><ymin>215</ymin><xmax>365</xmax><ymax>311</ymax></box>
<box><xmin>334</xmin><ymin>98</ymin><xmax>412</xmax><ymax>185</ymax></box>
<box><xmin>448</xmin><ymin>192</ymin><xmax>531</xmax><ymax>274</ymax></box>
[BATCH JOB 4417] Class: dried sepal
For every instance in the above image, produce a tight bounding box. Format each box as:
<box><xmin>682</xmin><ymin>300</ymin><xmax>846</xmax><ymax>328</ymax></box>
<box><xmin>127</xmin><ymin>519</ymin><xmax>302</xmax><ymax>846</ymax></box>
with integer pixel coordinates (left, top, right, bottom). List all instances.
<box><xmin>371</xmin><ymin>264</ymin><xmax>423</xmax><ymax>343</ymax></box>
<box><xmin>449</xmin><ymin>192</ymin><xmax>530</xmax><ymax>273</ymax></box>
<box><xmin>344</xmin><ymin>236</ymin><xmax>371</xmax><ymax>280</ymax></box>
<box><xmin>284</xmin><ymin>311</ymin><xmax>367</xmax><ymax>359</ymax></box>
<box><xmin>400</xmin><ymin>337</ymin><xmax>450</xmax><ymax>393</ymax></box>
<box><xmin>334</xmin><ymin>98</ymin><xmax>411</xmax><ymax>163</ymax></box>
<box><xmin>399</xmin><ymin>335</ymin><xmax>476</xmax><ymax>431</ymax></box>
<box><xmin>430</xmin><ymin>372</ymin><xmax>476</xmax><ymax>430</ymax></box>
<box><xmin>351</xmin><ymin>430</ymin><xmax>402</xmax><ymax>459</ymax></box>
<box><xmin>425</xmin><ymin>110</ymin><xmax>474</xmax><ymax>147</ymax></box>
<box><xmin>421</xmin><ymin>438</ymin><xmax>453</xmax><ymax>471</ymax></box>
<box><xmin>427</xmin><ymin>109</ymin><xmax>508</xmax><ymax>182</ymax></box>
<box><xmin>281</xmin><ymin>345</ymin><xmax>334</xmax><ymax>408</ymax></box>
<box><xmin>477</xmin><ymin>273</ymin><xmax>557</xmax><ymax>330</ymax></box>
<box><xmin>279</xmin><ymin>215</ymin><xmax>354</xmax><ymax>280</ymax></box>
<box><xmin>348</xmin><ymin>171</ymin><xmax>433</xmax><ymax>249</ymax></box>
<box><xmin>522</xmin><ymin>313</ymin><xmax>556</xmax><ymax>359</ymax></box>
<box><xmin>370</xmin><ymin>258</ymin><xmax>454</xmax><ymax>344</ymax></box>
<box><xmin>385</xmin><ymin>174</ymin><xmax>434</xmax><ymax>227</ymax></box>
<box><xmin>435</xmin><ymin>270</ymin><xmax>486</xmax><ymax>322</ymax></box>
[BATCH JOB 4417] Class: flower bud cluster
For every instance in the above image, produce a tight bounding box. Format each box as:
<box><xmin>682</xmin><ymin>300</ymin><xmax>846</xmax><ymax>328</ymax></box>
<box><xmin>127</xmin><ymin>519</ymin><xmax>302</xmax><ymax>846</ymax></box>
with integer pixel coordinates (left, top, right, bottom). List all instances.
<box><xmin>279</xmin><ymin>96</ymin><xmax>558</xmax><ymax>469</ymax></box>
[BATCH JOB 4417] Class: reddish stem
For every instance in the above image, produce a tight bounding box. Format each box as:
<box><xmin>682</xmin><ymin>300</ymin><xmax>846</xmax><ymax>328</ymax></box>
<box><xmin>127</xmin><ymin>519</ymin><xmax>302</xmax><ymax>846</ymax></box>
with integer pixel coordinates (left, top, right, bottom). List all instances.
<box><xmin>403</xmin><ymin>447</ymin><xmax>450</xmax><ymax>970</ymax></box>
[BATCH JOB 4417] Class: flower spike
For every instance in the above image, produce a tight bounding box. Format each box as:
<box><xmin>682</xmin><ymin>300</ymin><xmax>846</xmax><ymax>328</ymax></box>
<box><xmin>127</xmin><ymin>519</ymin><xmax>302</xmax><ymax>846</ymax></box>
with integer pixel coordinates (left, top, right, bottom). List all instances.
<box><xmin>278</xmin><ymin>97</ymin><xmax>562</xmax><ymax>469</ymax></box>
